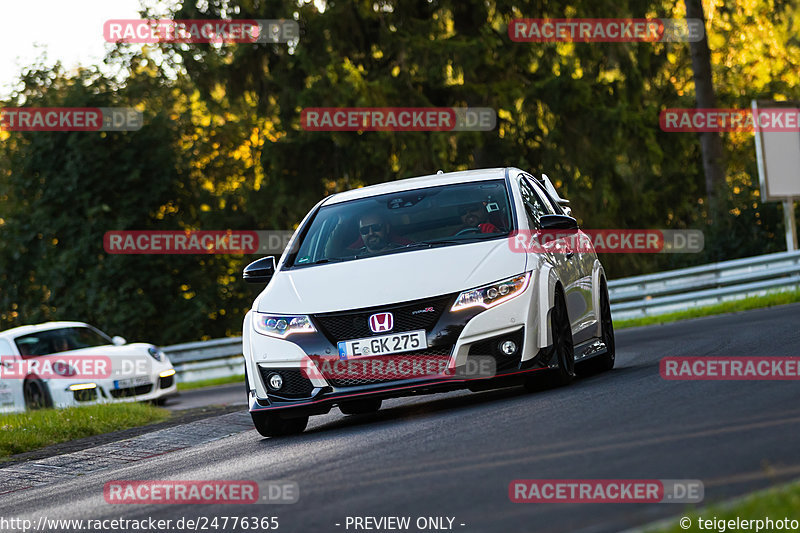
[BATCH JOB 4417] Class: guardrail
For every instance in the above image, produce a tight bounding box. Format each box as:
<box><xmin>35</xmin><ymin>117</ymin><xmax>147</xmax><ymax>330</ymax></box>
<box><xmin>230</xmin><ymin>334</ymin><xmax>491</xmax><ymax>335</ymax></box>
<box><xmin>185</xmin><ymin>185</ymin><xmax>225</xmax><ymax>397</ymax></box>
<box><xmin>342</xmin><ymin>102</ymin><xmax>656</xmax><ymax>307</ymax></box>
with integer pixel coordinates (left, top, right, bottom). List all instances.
<box><xmin>162</xmin><ymin>337</ymin><xmax>244</xmax><ymax>384</ymax></box>
<box><xmin>163</xmin><ymin>250</ymin><xmax>800</xmax><ymax>382</ymax></box>
<box><xmin>608</xmin><ymin>249</ymin><xmax>800</xmax><ymax>320</ymax></box>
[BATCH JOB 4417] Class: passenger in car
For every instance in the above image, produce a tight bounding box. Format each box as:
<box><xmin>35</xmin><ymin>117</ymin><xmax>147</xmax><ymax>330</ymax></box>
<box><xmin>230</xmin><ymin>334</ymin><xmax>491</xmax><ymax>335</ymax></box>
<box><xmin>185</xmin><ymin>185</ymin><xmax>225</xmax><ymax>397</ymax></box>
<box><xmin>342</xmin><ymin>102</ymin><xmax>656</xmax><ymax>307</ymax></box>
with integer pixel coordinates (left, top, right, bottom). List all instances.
<box><xmin>456</xmin><ymin>202</ymin><xmax>499</xmax><ymax>234</ymax></box>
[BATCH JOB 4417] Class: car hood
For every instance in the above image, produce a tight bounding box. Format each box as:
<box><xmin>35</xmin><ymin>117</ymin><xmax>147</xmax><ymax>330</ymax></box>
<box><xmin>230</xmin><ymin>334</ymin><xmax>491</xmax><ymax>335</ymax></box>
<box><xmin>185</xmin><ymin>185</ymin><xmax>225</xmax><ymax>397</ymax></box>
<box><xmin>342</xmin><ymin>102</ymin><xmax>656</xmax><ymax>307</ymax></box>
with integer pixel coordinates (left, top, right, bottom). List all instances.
<box><xmin>256</xmin><ymin>239</ymin><xmax>528</xmax><ymax>314</ymax></box>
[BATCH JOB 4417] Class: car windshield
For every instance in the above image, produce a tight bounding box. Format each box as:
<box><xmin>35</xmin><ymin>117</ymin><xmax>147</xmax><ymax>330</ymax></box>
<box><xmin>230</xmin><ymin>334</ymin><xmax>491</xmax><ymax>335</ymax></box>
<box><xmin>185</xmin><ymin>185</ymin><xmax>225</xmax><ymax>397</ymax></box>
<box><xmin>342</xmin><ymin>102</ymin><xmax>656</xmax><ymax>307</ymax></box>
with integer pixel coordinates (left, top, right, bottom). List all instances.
<box><xmin>14</xmin><ymin>327</ymin><xmax>113</xmax><ymax>357</ymax></box>
<box><xmin>287</xmin><ymin>179</ymin><xmax>513</xmax><ymax>267</ymax></box>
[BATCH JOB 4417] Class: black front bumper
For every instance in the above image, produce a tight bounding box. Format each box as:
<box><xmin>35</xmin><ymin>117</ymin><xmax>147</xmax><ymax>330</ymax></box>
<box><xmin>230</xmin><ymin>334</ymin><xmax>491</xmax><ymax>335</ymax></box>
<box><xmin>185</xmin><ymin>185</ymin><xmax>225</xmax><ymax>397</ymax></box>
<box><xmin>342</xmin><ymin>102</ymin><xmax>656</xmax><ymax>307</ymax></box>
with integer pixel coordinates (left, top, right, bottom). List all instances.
<box><xmin>249</xmin><ymin>293</ymin><xmax>556</xmax><ymax>416</ymax></box>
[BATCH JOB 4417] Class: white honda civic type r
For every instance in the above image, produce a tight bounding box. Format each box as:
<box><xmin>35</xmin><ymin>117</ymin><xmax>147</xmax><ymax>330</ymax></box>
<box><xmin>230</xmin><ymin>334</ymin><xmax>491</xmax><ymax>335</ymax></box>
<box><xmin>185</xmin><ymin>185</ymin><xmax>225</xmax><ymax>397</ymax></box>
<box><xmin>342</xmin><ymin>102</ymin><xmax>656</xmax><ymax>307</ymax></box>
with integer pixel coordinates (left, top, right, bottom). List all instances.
<box><xmin>0</xmin><ymin>321</ymin><xmax>177</xmax><ymax>412</ymax></box>
<box><xmin>242</xmin><ymin>168</ymin><xmax>615</xmax><ymax>436</ymax></box>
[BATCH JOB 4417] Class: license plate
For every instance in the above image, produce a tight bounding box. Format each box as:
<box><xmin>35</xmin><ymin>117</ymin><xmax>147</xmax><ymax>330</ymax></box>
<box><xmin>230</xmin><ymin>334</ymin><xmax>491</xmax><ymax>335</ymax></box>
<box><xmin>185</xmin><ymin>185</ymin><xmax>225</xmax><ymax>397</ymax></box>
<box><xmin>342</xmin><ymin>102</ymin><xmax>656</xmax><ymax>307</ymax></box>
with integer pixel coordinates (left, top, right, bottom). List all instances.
<box><xmin>338</xmin><ymin>330</ymin><xmax>427</xmax><ymax>358</ymax></box>
<box><xmin>114</xmin><ymin>376</ymin><xmax>150</xmax><ymax>389</ymax></box>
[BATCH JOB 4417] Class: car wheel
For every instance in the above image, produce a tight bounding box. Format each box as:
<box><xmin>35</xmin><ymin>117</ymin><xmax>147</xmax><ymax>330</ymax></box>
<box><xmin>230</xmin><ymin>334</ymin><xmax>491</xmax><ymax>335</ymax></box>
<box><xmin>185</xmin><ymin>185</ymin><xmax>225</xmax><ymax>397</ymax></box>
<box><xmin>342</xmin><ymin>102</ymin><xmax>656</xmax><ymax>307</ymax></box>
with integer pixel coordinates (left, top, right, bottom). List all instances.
<box><xmin>527</xmin><ymin>286</ymin><xmax>575</xmax><ymax>390</ymax></box>
<box><xmin>339</xmin><ymin>399</ymin><xmax>382</xmax><ymax>415</ymax></box>
<box><xmin>24</xmin><ymin>379</ymin><xmax>52</xmax><ymax>410</ymax></box>
<box><xmin>577</xmin><ymin>278</ymin><xmax>616</xmax><ymax>376</ymax></box>
<box><xmin>251</xmin><ymin>411</ymin><xmax>309</xmax><ymax>437</ymax></box>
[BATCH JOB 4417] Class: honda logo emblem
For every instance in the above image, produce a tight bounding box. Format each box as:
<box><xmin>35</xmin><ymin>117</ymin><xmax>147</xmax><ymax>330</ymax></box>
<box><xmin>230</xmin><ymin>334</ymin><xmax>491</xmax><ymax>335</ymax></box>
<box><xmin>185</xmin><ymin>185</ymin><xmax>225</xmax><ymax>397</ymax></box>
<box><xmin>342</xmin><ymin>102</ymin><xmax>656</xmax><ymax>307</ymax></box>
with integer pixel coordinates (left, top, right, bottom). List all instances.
<box><xmin>368</xmin><ymin>312</ymin><xmax>394</xmax><ymax>333</ymax></box>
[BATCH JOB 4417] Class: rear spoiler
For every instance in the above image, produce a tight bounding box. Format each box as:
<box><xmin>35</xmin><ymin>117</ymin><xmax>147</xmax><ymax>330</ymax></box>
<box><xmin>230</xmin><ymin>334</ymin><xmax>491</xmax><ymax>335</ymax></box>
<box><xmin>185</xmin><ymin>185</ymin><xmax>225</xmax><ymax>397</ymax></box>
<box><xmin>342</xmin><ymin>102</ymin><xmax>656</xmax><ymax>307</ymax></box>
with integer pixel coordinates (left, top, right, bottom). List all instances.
<box><xmin>532</xmin><ymin>173</ymin><xmax>572</xmax><ymax>216</ymax></box>
<box><xmin>537</xmin><ymin>173</ymin><xmax>570</xmax><ymax>206</ymax></box>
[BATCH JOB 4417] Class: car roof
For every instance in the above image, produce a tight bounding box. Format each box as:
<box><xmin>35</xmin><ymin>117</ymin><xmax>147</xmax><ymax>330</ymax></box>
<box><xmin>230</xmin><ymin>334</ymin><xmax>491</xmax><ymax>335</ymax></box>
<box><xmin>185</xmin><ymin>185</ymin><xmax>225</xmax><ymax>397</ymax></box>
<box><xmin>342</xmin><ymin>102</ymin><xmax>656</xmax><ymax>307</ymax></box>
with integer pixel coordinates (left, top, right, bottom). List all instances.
<box><xmin>0</xmin><ymin>321</ymin><xmax>92</xmax><ymax>340</ymax></box>
<box><xmin>322</xmin><ymin>168</ymin><xmax>512</xmax><ymax>206</ymax></box>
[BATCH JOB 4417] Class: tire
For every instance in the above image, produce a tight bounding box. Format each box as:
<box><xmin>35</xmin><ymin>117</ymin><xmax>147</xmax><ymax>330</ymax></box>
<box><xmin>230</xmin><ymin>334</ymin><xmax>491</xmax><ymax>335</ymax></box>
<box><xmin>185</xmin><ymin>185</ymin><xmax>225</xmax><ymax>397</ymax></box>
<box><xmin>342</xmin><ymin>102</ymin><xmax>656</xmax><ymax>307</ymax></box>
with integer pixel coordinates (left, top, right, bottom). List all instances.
<box><xmin>251</xmin><ymin>411</ymin><xmax>309</xmax><ymax>437</ymax></box>
<box><xmin>24</xmin><ymin>379</ymin><xmax>52</xmax><ymax>410</ymax></box>
<box><xmin>577</xmin><ymin>278</ymin><xmax>616</xmax><ymax>376</ymax></box>
<box><xmin>526</xmin><ymin>286</ymin><xmax>575</xmax><ymax>390</ymax></box>
<box><xmin>339</xmin><ymin>399</ymin><xmax>382</xmax><ymax>415</ymax></box>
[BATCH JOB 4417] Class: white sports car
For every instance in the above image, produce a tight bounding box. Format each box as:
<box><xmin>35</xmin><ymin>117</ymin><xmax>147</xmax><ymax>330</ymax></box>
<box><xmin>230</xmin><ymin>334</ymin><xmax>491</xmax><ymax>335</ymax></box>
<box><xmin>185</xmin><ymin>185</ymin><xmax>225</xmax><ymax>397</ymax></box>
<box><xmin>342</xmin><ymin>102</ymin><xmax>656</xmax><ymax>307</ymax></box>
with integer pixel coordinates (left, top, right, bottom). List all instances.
<box><xmin>241</xmin><ymin>168</ymin><xmax>615</xmax><ymax>436</ymax></box>
<box><xmin>0</xmin><ymin>321</ymin><xmax>177</xmax><ymax>412</ymax></box>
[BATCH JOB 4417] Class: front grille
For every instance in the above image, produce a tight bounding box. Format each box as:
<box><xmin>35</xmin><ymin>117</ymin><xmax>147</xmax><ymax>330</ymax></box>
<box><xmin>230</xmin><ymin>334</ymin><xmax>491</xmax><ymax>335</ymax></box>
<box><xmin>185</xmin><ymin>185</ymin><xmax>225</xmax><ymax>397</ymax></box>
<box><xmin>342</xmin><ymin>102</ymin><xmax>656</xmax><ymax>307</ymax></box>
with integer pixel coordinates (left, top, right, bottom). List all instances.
<box><xmin>312</xmin><ymin>294</ymin><xmax>454</xmax><ymax>343</ymax></box>
<box><xmin>159</xmin><ymin>375</ymin><xmax>174</xmax><ymax>389</ymax></box>
<box><xmin>324</xmin><ymin>345</ymin><xmax>453</xmax><ymax>387</ymax></box>
<box><xmin>258</xmin><ymin>366</ymin><xmax>314</xmax><ymax>398</ymax></box>
<box><xmin>109</xmin><ymin>384</ymin><xmax>153</xmax><ymax>398</ymax></box>
<box><xmin>468</xmin><ymin>328</ymin><xmax>525</xmax><ymax>373</ymax></box>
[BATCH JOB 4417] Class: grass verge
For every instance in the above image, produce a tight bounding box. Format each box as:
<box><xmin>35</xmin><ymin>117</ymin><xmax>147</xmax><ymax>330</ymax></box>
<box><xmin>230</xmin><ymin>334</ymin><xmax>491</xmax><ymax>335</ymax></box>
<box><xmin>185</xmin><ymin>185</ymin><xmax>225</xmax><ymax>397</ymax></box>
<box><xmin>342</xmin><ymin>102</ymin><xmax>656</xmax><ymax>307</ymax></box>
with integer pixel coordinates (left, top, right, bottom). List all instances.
<box><xmin>177</xmin><ymin>374</ymin><xmax>245</xmax><ymax>391</ymax></box>
<box><xmin>0</xmin><ymin>403</ymin><xmax>170</xmax><ymax>458</ymax></box>
<box><xmin>613</xmin><ymin>289</ymin><xmax>800</xmax><ymax>330</ymax></box>
<box><xmin>649</xmin><ymin>479</ymin><xmax>800</xmax><ymax>532</ymax></box>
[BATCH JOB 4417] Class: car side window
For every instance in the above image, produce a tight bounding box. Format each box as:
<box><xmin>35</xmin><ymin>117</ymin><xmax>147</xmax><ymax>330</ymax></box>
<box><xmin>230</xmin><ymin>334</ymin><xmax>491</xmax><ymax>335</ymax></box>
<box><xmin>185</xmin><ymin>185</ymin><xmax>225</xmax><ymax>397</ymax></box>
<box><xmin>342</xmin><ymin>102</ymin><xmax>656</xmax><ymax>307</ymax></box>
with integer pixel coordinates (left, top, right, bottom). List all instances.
<box><xmin>517</xmin><ymin>178</ymin><xmax>549</xmax><ymax>228</ymax></box>
<box><xmin>522</xmin><ymin>177</ymin><xmax>558</xmax><ymax>215</ymax></box>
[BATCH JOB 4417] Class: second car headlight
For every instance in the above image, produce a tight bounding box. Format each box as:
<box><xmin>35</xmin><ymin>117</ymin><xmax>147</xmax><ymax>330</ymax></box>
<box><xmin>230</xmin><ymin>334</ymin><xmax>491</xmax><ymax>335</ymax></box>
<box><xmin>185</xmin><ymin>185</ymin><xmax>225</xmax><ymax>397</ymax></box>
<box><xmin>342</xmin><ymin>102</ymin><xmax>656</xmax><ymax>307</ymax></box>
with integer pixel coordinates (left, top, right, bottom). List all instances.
<box><xmin>451</xmin><ymin>272</ymin><xmax>530</xmax><ymax>311</ymax></box>
<box><xmin>254</xmin><ymin>314</ymin><xmax>317</xmax><ymax>338</ymax></box>
<box><xmin>148</xmin><ymin>347</ymin><xmax>166</xmax><ymax>361</ymax></box>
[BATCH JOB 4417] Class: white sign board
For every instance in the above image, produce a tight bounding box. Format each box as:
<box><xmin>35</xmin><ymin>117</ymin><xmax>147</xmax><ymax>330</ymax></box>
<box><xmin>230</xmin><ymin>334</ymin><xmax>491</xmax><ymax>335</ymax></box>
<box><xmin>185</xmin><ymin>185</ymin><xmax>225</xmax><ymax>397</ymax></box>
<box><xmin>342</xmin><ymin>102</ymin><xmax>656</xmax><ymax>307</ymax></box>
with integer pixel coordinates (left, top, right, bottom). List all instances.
<box><xmin>752</xmin><ymin>100</ymin><xmax>799</xmax><ymax>251</ymax></box>
<box><xmin>752</xmin><ymin>100</ymin><xmax>800</xmax><ymax>201</ymax></box>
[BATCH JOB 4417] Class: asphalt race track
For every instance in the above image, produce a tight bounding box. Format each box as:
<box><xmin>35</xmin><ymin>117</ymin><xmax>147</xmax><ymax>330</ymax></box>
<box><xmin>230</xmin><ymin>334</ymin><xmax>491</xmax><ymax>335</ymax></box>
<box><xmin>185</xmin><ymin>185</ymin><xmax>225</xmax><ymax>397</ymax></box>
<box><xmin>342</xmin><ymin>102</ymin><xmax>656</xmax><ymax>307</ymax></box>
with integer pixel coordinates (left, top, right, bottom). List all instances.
<box><xmin>164</xmin><ymin>383</ymin><xmax>247</xmax><ymax>411</ymax></box>
<box><xmin>2</xmin><ymin>303</ymin><xmax>800</xmax><ymax>533</ymax></box>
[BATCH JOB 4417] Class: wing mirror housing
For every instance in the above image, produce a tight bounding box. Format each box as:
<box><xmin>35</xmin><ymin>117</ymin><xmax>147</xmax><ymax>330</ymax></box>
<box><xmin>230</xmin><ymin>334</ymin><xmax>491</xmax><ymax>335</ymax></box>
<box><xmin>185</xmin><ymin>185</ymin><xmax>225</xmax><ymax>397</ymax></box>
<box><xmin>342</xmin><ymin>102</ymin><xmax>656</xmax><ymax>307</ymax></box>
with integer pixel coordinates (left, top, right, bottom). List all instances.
<box><xmin>539</xmin><ymin>214</ymin><xmax>579</xmax><ymax>230</ymax></box>
<box><xmin>243</xmin><ymin>256</ymin><xmax>276</xmax><ymax>284</ymax></box>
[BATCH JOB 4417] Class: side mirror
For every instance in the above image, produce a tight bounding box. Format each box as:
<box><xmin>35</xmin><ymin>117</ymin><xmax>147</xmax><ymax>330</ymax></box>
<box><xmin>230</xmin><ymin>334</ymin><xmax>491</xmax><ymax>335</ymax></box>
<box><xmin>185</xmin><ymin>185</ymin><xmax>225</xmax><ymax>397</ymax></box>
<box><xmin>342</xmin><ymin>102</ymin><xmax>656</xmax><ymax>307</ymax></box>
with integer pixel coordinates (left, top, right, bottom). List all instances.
<box><xmin>112</xmin><ymin>336</ymin><xmax>126</xmax><ymax>346</ymax></box>
<box><xmin>539</xmin><ymin>214</ymin><xmax>578</xmax><ymax>230</ymax></box>
<box><xmin>243</xmin><ymin>256</ymin><xmax>276</xmax><ymax>284</ymax></box>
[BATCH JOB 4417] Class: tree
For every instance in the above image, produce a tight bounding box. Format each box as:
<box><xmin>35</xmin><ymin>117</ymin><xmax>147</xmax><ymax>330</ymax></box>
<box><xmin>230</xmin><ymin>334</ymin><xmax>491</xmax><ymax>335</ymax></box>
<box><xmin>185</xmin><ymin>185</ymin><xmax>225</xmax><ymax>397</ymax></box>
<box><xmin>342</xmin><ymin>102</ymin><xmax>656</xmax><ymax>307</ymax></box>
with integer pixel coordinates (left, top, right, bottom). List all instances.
<box><xmin>684</xmin><ymin>0</ymin><xmax>726</xmax><ymax>215</ymax></box>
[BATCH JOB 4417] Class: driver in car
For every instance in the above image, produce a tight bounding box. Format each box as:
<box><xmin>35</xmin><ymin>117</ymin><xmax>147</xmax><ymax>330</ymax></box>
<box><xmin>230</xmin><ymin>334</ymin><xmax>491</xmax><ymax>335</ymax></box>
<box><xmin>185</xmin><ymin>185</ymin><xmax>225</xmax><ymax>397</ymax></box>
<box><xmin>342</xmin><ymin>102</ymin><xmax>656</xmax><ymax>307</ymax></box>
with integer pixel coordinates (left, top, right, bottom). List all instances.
<box><xmin>52</xmin><ymin>337</ymin><xmax>71</xmax><ymax>353</ymax></box>
<box><xmin>456</xmin><ymin>202</ymin><xmax>499</xmax><ymax>234</ymax></box>
<box><xmin>357</xmin><ymin>212</ymin><xmax>404</xmax><ymax>253</ymax></box>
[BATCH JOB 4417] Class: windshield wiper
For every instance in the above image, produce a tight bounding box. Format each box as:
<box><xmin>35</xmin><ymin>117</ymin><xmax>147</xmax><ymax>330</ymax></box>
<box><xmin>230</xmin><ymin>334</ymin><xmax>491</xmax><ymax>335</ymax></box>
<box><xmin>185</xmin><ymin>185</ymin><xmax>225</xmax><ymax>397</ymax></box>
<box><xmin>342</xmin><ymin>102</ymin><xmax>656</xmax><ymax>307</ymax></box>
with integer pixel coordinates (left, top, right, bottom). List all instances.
<box><xmin>310</xmin><ymin>256</ymin><xmax>357</xmax><ymax>265</ymax></box>
<box><xmin>404</xmin><ymin>237</ymin><xmax>489</xmax><ymax>249</ymax></box>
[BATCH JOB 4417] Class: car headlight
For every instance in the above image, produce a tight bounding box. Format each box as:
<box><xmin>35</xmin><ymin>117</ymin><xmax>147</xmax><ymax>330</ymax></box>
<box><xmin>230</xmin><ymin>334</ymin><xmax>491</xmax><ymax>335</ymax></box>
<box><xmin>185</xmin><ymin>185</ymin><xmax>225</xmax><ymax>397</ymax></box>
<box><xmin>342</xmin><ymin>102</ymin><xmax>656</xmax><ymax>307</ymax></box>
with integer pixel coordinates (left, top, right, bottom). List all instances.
<box><xmin>451</xmin><ymin>272</ymin><xmax>530</xmax><ymax>311</ymax></box>
<box><xmin>53</xmin><ymin>361</ymin><xmax>77</xmax><ymax>377</ymax></box>
<box><xmin>147</xmin><ymin>347</ymin><xmax>165</xmax><ymax>362</ymax></box>
<box><xmin>254</xmin><ymin>314</ymin><xmax>317</xmax><ymax>338</ymax></box>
